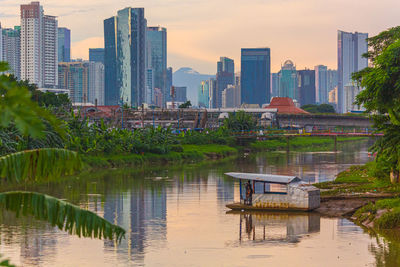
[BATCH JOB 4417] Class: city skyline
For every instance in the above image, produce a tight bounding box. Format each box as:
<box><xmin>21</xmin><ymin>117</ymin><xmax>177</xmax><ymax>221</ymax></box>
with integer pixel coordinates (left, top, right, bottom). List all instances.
<box><xmin>1</xmin><ymin>0</ymin><xmax>399</xmax><ymax>74</ymax></box>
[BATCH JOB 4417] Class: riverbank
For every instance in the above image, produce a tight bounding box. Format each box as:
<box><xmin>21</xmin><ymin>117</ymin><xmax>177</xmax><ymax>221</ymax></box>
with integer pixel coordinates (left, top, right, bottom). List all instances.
<box><xmin>82</xmin><ymin>136</ymin><xmax>369</xmax><ymax>169</ymax></box>
<box><xmin>83</xmin><ymin>144</ymin><xmax>238</xmax><ymax>168</ymax></box>
<box><xmin>249</xmin><ymin>136</ymin><xmax>367</xmax><ymax>152</ymax></box>
<box><xmin>315</xmin><ymin>164</ymin><xmax>400</xmax><ymax>229</ymax></box>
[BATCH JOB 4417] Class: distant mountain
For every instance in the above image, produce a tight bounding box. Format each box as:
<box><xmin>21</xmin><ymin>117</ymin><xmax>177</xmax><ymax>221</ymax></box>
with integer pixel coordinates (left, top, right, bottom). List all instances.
<box><xmin>173</xmin><ymin>67</ymin><xmax>214</xmax><ymax>106</ymax></box>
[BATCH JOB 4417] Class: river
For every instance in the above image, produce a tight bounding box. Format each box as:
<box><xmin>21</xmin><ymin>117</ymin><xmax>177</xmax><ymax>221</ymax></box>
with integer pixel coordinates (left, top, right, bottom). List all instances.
<box><xmin>1</xmin><ymin>140</ymin><xmax>399</xmax><ymax>266</ymax></box>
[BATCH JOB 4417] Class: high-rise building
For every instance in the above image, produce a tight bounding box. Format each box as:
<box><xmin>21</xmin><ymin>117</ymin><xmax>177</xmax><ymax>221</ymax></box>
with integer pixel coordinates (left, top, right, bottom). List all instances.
<box><xmin>20</xmin><ymin>2</ymin><xmax>58</xmax><ymax>88</ymax></box>
<box><xmin>147</xmin><ymin>26</ymin><xmax>167</xmax><ymax>106</ymax></box>
<box><xmin>208</xmin><ymin>78</ymin><xmax>218</xmax><ymax>108</ymax></box>
<box><xmin>216</xmin><ymin>57</ymin><xmax>234</xmax><ymax>108</ymax></box>
<box><xmin>1</xmin><ymin>26</ymin><xmax>21</xmax><ymax>78</ymax></box>
<box><xmin>327</xmin><ymin>69</ymin><xmax>338</xmax><ymax>93</ymax></box>
<box><xmin>58</xmin><ymin>61</ymin><xmax>104</xmax><ymax>105</ymax></box>
<box><xmin>337</xmin><ymin>30</ymin><xmax>368</xmax><ymax>113</ymax></box>
<box><xmin>271</xmin><ymin>73</ymin><xmax>279</xmax><ymax>98</ymax></box>
<box><xmin>89</xmin><ymin>48</ymin><xmax>105</xmax><ymax>64</ymax></box>
<box><xmin>88</xmin><ymin>62</ymin><xmax>105</xmax><ymax>105</ymax></box>
<box><xmin>146</xmin><ymin>68</ymin><xmax>154</xmax><ymax>104</ymax></box>
<box><xmin>173</xmin><ymin>86</ymin><xmax>187</xmax><ymax>103</ymax></box>
<box><xmin>315</xmin><ymin>65</ymin><xmax>328</xmax><ymax>104</ymax></box>
<box><xmin>58</xmin><ymin>27</ymin><xmax>70</xmax><ymax>62</ymax></box>
<box><xmin>240</xmin><ymin>48</ymin><xmax>271</xmax><ymax>106</ymax></box>
<box><xmin>278</xmin><ymin>60</ymin><xmax>297</xmax><ymax>101</ymax></box>
<box><xmin>297</xmin><ymin>69</ymin><xmax>315</xmax><ymax>106</ymax></box>
<box><xmin>104</xmin><ymin>7</ymin><xmax>147</xmax><ymax>107</ymax></box>
<box><xmin>58</xmin><ymin>62</ymin><xmax>89</xmax><ymax>104</ymax></box>
<box><xmin>165</xmin><ymin>67</ymin><xmax>172</xmax><ymax>101</ymax></box>
<box><xmin>222</xmin><ymin>85</ymin><xmax>240</xmax><ymax>108</ymax></box>
<box><xmin>198</xmin><ymin>80</ymin><xmax>210</xmax><ymax>108</ymax></box>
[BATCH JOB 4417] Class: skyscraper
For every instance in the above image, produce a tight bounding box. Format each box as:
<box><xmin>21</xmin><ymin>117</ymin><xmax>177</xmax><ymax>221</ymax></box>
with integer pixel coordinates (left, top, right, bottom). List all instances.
<box><xmin>89</xmin><ymin>48</ymin><xmax>105</xmax><ymax>64</ymax></box>
<box><xmin>198</xmin><ymin>80</ymin><xmax>210</xmax><ymax>108</ymax></box>
<box><xmin>58</xmin><ymin>62</ymin><xmax>89</xmax><ymax>104</ymax></box>
<box><xmin>88</xmin><ymin>62</ymin><xmax>105</xmax><ymax>105</ymax></box>
<box><xmin>240</xmin><ymin>48</ymin><xmax>271</xmax><ymax>106</ymax></box>
<box><xmin>278</xmin><ymin>60</ymin><xmax>297</xmax><ymax>100</ymax></box>
<box><xmin>58</xmin><ymin>27</ymin><xmax>70</xmax><ymax>62</ymax></box>
<box><xmin>216</xmin><ymin>57</ymin><xmax>234</xmax><ymax>108</ymax></box>
<box><xmin>1</xmin><ymin>26</ymin><xmax>21</xmax><ymax>78</ymax></box>
<box><xmin>20</xmin><ymin>2</ymin><xmax>58</xmax><ymax>88</ymax></box>
<box><xmin>165</xmin><ymin>67</ymin><xmax>172</xmax><ymax>101</ymax></box>
<box><xmin>337</xmin><ymin>30</ymin><xmax>368</xmax><ymax>113</ymax></box>
<box><xmin>104</xmin><ymin>7</ymin><xmax>147</xmax><ymax>106</ymax></box>
<box><xmin>271</xmin><ymin>73</ymin><xmax>279</xmax><ymax>98</ymax></box>
<box><xmin>147</xmin><ymin>26</ymin><xmax>167</xmax><ymax>106</ymax></box>
<box><xmin>315</xmin><ymin>65</ymin><xmax>328</xmax><ymax>104</ymax></box>
<box><xmin>297</xmin><ymin>69</ymin><xmax>315</xmax><ymax>106</ymax></box>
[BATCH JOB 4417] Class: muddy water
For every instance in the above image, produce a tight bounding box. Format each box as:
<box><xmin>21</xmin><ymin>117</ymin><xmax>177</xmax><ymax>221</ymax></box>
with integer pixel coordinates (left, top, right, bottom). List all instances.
<box><xmin>1</xmin><ymin>140</ymin><xmax>399</xmax><ymax>266</ymax></box>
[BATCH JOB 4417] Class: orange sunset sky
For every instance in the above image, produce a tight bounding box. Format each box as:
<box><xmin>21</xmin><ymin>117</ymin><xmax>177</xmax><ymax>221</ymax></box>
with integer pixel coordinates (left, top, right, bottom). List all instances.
<box><xmin>1</xmin><ymin>0</ymin><xmax>399</xmax><ymax>73</ymax></box>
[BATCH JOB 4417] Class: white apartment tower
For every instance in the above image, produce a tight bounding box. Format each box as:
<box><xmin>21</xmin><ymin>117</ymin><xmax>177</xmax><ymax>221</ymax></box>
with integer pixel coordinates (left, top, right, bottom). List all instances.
<box><xmin>337</xmin><ymin>30</ymin><xmax>368</xmax><ymax>113</ymax></box>
<box><xmin>20</xmin><ymin>2</ymin><xmax>58</xmax><ymax>88</ymax></box>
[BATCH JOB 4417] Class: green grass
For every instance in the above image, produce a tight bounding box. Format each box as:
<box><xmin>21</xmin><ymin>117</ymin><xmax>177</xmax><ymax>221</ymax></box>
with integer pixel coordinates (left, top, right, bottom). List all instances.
<box><xmin>83</xmin><ymin>144</ymin><xmax>238</xmax><ymax>168</ymax></box>
<box><xmin>250</xmin><ymin>136</ymin><xmax>367</xmax><ymax>152</ymax></box>
<box><xmin>353</xmin><ymin>198</ymin><xmax>400</xmax><ymax>229</ymax></box>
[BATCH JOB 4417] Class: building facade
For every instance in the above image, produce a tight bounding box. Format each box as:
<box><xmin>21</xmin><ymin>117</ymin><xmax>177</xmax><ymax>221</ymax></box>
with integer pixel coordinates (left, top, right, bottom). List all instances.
<box><xmin>216</xmin><ymin>57</ymin><xmax>234</xmax><ymax>108</ymax></box>
<box><xmin>147</xmin><ymin>26</ymin><xmax>167</xmax><ymax>106</ymax></box>
<box><xmin>104</xmin><ymin>7</ymin><xmax>147</xmax><ymax>107</ymax></box>
<box><xmin>337</xmin><ymin>30</ymin><xmax>368</xmax><ymax>113</ymax></box>
<box><xmin>20</xmin><ymin>2</ymin><xmax>58</xmax><ymax>88</ymax></box>
<box><xmin>58</xmin><ymin>27</ymin><xmax>70</xmax><ymax>62</ymax></box>
<box><xmin>89</xmin><ymin>48</ymin><xmax>105</xmax><ymax>64</ymax></box>
<box><xmin>58</xmin><ymin>62</ymin><xmax>89</xmax><ymax>104</ymax></box>
<box><xmin>198</xmin><ymin>80</ymin><xmax>210</xmax><ymax>108</ymax></box>
<box><xmin>1</xmin><ymin>26</ymin><xmax>21</xmax><ymax>78</ymax></box>
<box><xmin>297</xmin><ymin>69</ymin><xmax>315</xmax><ymax>106</ymax></box>
<box><xmin>88</xmin><ymin>61</ymin><xmax>105</xmax><ymax>105</ymax></box>
<box><xmin>240</xmin><ymin>48</ymin><xmax>271</xmax><ymax>106</ymax></box>
<box><xmin>222</xmin><ymin>85</ymin><xmax>240</xmax><ymax>108</ymax></box>
<box><xmin>270</xmin><ymin>73</ymin><xmax>279</xmax><ymax>98</ymax></box>
<box><xmin>172</xmin><ymin>86</ymin><xmax>187</xmax><ymax>103</ymax></box>
<box><xmin>278</xmin><ymin>60</ymin><xmax>297</xmax><ymax>101</ymax></box>
<box><xmin>315</xmin><ymin>65</ymin><xmax>328</xmax><ymax>104</ymax></box>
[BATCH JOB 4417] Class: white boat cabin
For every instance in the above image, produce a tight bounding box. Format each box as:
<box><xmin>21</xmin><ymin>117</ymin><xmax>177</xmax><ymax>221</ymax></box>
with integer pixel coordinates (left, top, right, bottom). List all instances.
<box><xmin>225</xmin><ymin>172</ymin><xmax>320</xmax><ymax>211</ymax></box>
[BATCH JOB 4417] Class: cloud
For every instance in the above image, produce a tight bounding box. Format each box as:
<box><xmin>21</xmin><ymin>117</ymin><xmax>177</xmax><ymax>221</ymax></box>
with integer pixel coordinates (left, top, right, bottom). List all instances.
<box><xmin>71</xmin><ymin>37</ymin><xmax>103</xmax><ymax>60</ymax></box>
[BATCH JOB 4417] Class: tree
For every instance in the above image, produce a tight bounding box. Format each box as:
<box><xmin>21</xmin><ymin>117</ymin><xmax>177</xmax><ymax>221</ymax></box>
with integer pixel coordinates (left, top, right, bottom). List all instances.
<box><xmin>0</xmin><ymin>62</ymin><xmax>125</xmax><ymax>245</ymax></box>
<box><xmin>179</xmin><ymin>100</ymin><xmax>192</xmax><ymax>108</ymax></box>
<box><xmin>352</xmin><ymin>27</ymin><xmax>400</xmax><ymax>182</ymax></box>
<box><xmin>223</xmin><ymin>111</ymin><xmax>257</xmax><ymax>132</ymax></box>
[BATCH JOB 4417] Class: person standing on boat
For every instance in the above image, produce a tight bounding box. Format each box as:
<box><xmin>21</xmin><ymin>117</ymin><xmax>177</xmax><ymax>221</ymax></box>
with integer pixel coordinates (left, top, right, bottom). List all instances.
<box><xmin>245</xmin><ymin>180</ymin><xmax>253</xmax><ymax>205</ymax></box>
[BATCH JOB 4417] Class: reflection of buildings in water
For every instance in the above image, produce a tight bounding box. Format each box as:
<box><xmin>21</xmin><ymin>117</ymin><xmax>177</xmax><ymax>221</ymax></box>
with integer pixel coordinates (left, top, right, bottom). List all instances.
<box><xmin>216</xmin><ymin>178</ymin><xmax>234</xmax><ymax>203</ymax></box>
<box><xmin>0</xmin><ymin>212</ymin><xmax>58</xmax><ymax>266</ymax></box>
<box><xmin>236</xmin><ymin>212</ymin><xmax>320</xmax><ymax>244</ymax></box>
<box><xmin>103</xmin><ymin>185</ymin><xmax>167</xmax><ymax>261</ymax></box>
<box><xmin>337</xmin><ymin>218</ymin><xmax>363</xmax><ymax>234</ymax></box>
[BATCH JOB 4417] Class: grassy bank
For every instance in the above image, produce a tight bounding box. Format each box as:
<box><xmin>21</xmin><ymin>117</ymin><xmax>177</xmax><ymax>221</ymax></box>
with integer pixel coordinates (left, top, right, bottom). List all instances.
<box><xmin>315</xmin><ymin>164</ymin><xmax>400</xmax><ymax>229</ymax></box>
<box><xmin>250</xmin><ymin>136</ymin><xmax>367</xmax><ymax>152</ymax></box>
<box><xmin>83</xmin><ymin>144</ymin><xmax>238</xmax><ymax>168</ymax></box>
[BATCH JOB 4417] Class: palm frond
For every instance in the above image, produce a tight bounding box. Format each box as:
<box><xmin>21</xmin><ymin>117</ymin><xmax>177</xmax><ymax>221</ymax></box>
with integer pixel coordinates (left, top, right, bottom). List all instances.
<box><xmin>0</xmin><ymin>191</ymin><xmax>125</xmax><ymax>242</ymax></box>
<box><xmin>0</xmin><ymin>148</ymin><xmax>81</xmax><ymax>183</ymax></box>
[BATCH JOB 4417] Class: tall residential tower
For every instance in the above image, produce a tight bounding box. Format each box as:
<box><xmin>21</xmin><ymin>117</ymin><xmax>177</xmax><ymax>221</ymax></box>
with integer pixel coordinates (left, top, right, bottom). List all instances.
<box><xmin>337</xmin><ymin>30</ymin><xmax>368</xmax><ymax>113</ymax></box>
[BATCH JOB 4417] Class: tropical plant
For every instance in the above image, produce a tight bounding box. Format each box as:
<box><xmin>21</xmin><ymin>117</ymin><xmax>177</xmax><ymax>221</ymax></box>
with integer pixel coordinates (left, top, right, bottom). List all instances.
<box><xmin>223</xmin><ymin>111</ymin><xmax>257</xmax><ymax>132</ymax></box>
<box><xmin>0</xmin><ymin>62</ymin><xmax>125</xmax><ymax>250</ymax></box>
<box><xmin>301</xmin><ymin>104</ymin><xmax>336</xmax><ymax>114</ymax></box>
<box><xmin>352</xmin><ymin>26</ymin><xmax>400</xmax><ymax>182</ymax></box>
<box><xmin>179</xmin><ymin>101</ymin><xmax>192</xmax><ymax>108</ymax></box>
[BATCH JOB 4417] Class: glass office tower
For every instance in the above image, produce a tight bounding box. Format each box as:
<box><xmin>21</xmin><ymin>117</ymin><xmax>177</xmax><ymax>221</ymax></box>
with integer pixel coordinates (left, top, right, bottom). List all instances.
<box><xmin>240</xmin><ymin>48</ymin><xmax>271</xmax><ymax>106</ymax></box>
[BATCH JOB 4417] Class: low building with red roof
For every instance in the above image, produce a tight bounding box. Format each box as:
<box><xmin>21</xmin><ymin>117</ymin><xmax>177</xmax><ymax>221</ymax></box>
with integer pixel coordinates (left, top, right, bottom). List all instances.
<box><xmin>264</xmin><ymin>97</ymin><xmax>309</xmax><ymax>114</ymax></box>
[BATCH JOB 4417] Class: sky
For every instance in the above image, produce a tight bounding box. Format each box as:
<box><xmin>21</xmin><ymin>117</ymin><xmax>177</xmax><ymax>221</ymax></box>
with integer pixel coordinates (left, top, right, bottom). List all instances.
<box><xmin>1</xmin><ymin>0</ymin><xmax>400</xmax><ymax>74</ymax></box>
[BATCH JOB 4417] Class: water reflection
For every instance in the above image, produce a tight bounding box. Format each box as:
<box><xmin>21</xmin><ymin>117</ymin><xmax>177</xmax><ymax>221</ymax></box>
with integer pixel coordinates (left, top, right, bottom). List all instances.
<box><xmin>228</xmin><ymin>212</ymin><xmax>320</xmax><ymax>245</ymax></box>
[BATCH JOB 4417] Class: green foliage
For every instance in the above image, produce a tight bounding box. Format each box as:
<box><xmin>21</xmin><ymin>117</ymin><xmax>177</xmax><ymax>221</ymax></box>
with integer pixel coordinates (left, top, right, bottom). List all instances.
<box><xmin>0</xmin><ymin>148</ymin><xmax>82</xmax><ymax>183</ymax></box>
<box><xmin>352</xmin><ymin>27</ymin><xmax>400</xmax><ymax>177</ymax></box>
<box><xmin>179</xmin><ymin>101</ymin><xmax>192</xmax><ymax>108</ymax></box>
<box><xmin>223</xmin><ymin>111</ymin><xmax>257</xmax><ymax>131</ymax></box>
<box><xmin>301</xmin><ymin>104</ymin><xmax>336</xmax><ymax>113</ymax></box>
<box><xmin>334</xmin><ymin>165</ymin><xmax>370</xmax><ymax>184</ymax></box>
<box><xmin>0</xmin><ymin>255</ymin><xmax>15</xmax><ymax>267</ymax></box>
<box><xmin>0</xmin><ymin>62</ymin><xmax>65</xmax><ymax>138</ymax></box>
<box><xmin>0</xmin><ymin>191</ymin><xmax>125</xmax><ymax>241</ymax></box>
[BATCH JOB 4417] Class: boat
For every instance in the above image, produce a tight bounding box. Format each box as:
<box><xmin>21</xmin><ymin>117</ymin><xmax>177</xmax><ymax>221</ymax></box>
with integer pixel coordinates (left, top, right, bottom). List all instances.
<box><xmin>225</xmin><ymin>172</ymin><xmax>320</xmax><ymax>211</ymax></box>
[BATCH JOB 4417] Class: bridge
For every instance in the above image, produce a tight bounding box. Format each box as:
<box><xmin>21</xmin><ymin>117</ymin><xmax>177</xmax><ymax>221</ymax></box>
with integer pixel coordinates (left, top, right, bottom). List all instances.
<box><xmin>80</xmin><ymin>107</ymin><xmax>373</xmax><ymax>129</ymax></box>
